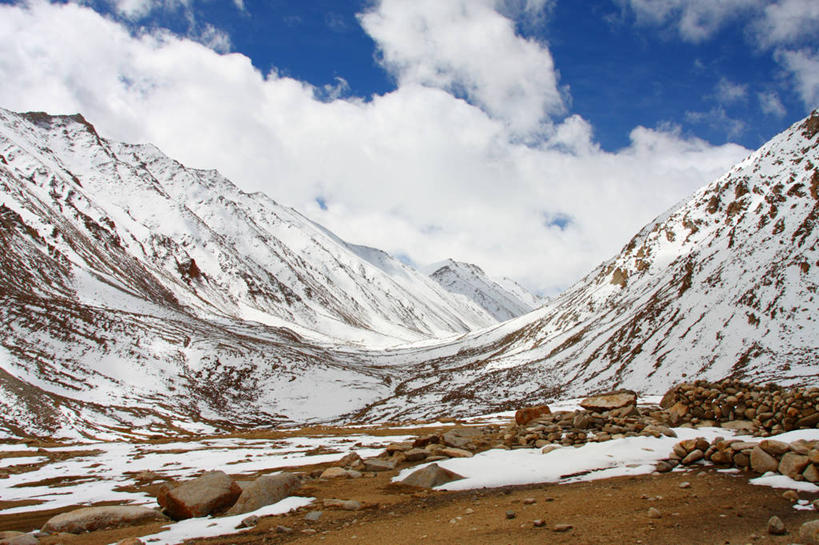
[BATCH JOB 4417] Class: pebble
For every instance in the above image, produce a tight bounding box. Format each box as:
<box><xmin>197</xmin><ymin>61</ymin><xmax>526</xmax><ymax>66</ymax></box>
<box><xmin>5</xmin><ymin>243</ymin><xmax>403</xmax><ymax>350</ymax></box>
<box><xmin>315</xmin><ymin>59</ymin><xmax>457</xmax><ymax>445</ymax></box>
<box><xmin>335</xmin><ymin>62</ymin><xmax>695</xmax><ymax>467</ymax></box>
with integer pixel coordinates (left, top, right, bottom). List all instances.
<box><xmin>533</xmin><ymin>519</ymin><xmax>545</xmax><ymax>527</ymax></box>
<box><xmin>553</xmin><ymin>523</ymin><xmax>573</xmax><ymax>532</ymax></box>
<box><xmin>679</xmin><ymin>481</ymin><xmax>691</xmax><ymax>489</ymax></box>
<box><xmin>783</xmin><ymin>490</ymin><xmax>800</xmax><ymax>502</ymax></box>
<box><xmin>276</xmin><ymin>526</ymin><xmax>294</xmax><ymax>534</ymax></box>
<box><xmin>647</xmin><ymin>507</ymin><xmax>662</xmax><ymax>519</ymax></box>
<box><xmin>767</xmin><ymin>515</ymin><xmax>785</xmax><ymax>535</ymax></box>
<box><xmin>305</xmin><ymin>510</ymin><xmax>323</xmax><ymax>521</ymax></box>
<box><xmin>523</xmin><ymin>497</ymin><xmax>536</xmax><ymax>505</ymax></box>
<box><xmin>505</xmin><ymin>510</ymin><xmax>516</xmax><ymax>519</ymax></box>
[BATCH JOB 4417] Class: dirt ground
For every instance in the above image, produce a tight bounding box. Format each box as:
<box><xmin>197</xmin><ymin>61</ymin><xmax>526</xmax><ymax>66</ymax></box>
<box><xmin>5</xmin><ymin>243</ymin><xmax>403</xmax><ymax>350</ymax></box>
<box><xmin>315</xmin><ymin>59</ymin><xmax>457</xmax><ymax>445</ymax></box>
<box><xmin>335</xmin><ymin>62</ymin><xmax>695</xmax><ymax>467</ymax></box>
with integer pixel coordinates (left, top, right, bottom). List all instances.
<box><xmin>16</xmin><ymin>465</ymin><xmax>818</xmax><ymax>545</ymax></box>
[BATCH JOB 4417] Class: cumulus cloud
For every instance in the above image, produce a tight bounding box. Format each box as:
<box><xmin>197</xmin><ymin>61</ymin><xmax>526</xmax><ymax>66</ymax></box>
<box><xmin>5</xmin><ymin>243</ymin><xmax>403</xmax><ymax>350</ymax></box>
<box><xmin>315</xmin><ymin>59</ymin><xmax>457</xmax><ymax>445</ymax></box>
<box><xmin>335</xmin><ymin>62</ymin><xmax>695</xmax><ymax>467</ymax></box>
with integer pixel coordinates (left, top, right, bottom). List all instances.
<box><xmin>758</xmin><ymin>91</ymin><xmax>787</xmax><ymax>117</ymax></box>
<box><xmin>617</xmin><ymin>0</ymin><xmax>761</xmax><ymax>42</ymax></box>
<box><xmin>753</xmin><ymin>0</ymin><xmax>819</xmax><ymax>49</ymax></box>
<box><xmin>358</xmin><ymin>0</ymin><xmax>564</xmax><ymax>137</ymax></box>
<box><xmin>777</xmin><ymin>49</ymin><xmax>819</xmax><ymax>108</ymax></box>
<box><xmin>0</xmin><ymin>0</ymin><xmax>750</xmax><ymax>294</ymax></box>
<box><xmin>714</xmin><ymin>78</ymin><xmax>748</xmax><ymax>105</ymax></box>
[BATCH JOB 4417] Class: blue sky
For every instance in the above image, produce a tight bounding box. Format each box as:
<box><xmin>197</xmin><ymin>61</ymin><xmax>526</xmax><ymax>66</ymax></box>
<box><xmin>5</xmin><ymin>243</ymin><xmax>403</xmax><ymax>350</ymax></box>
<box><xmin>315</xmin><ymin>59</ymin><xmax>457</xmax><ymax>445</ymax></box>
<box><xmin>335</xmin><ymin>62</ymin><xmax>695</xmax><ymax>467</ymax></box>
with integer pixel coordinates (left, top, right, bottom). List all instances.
<box><xmin>0</xmin><ymin>0</ymin><xmax>817</xmax><ymax>293</ymax></box>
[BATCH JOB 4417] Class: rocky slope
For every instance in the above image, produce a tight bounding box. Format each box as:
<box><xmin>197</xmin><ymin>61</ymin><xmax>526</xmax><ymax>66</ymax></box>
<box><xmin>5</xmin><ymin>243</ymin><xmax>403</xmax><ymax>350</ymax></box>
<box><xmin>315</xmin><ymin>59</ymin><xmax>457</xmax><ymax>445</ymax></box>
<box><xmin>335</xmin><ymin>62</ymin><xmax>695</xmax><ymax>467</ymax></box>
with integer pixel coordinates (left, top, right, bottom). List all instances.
<box><xmin>352</xmin><ymin>110</ymin><xmax>819</xmax><ymax>421</ymax></box>
<box><xmin>428</xmin><ymin>259</ymin><xmax>543</xmax><ymax>321</ymax></box>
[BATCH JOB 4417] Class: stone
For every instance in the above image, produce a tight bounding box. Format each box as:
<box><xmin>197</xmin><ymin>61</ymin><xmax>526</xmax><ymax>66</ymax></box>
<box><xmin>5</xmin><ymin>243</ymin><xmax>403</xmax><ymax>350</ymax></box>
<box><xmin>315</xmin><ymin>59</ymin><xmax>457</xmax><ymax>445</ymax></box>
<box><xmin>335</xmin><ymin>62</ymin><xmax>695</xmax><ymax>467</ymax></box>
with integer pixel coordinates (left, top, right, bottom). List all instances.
<box><xmin>323</xmin><ymin>499</ymin><xmax>361</xmax><ymax>511</ymax></box>
<box><xmin>320</xmin><ymin>467</ymin><xmax>350</xmax><ymax>479</ymax></box>
<box><xmin>276</xmin><ymin>525</ymin><xmax>294</xmax><ymax>534</ymax></box>
<box><xmin>541</xmin><ymin>445</ymin><xmax>561</xmax><ymax>454</ymax></box>
<box><xmin>0</xmin><ymin>535</ymin><xmax>38</xmax><ymax>545</ymax></box>
<box><xmin>681</xmin><ymin>449</ymin><xmax>704</xmax><ymax>465</ymax></box>
<box><xmin>779</xmin><ymin>453</ymin><xmax>810</xmax><ymax>479</ymax></box>
<box><xmin>400</xmin><ymin>463</ymin><xmax>464</xmax><ymax>488</ymax></box>
<box><xmin>533</xmin><ymin>519</ymin><xmax>545</xmax><ymax>527</ymax></box>
<box><xmin>363</xmin><ymin>459</ymin><xmax>395</xmax><ymax>472</ymax></box>
<box><xmin>810</xmin><ymin>449</ymin><xmax>819</xmax><ymax>464</ymax></box>
<box><xmin>515</xmin><ymin>405</ymin><xmax>551</xmax><ymax>426</ymax></box>
<box><xmin>523</xmin><ymin>498</ymin><xmax>536</xmax><ymax>505</ymax></box>
<box><xmin>580</xmin><ymin>391</ymin><xmax>637</xmax><ymax>412</ymax></box>
<box><xmin>800</xmin><ymin>520</ymin><xmax>819</xmax><ymax>544</ymax></box>
<box><xmin>668</xmin><ymin>402</ymin><xmax>689</xmax><ymax>425</ymax></box>
<box><xmin>157</xmin><ymin>471</ymin><xmax>241</xmax><ymax>520</ymax></box>
<box><xmin>441</xmin><ymin>429</ymin><xmax>480</xmax><ymax>449</ymax></box>
<box><xmin>783</xmin><ymin>490</ymin><xmax>800</xmax><ymax>502</ymax></box>
<box><xmin>759</xmin><ymin>439</ymin><xmax>791</xmax><ymax>456</ymax></box>
<box><xmin>553</xmin><ymin>524</ymin><xmax>573</xmax><ymax>532</ymax></box>
<box><xmin>720</xmin><ymin>420</ymin><xmax>755</xmax><ymax>433</ymax></box>
<box><xmin>804</xmin><ymin>464</ymin><xmax>819</xmax><ymax>483</ymax></box>
<box><xmin>304</xmin><ymin>511</ymin><xmax>322</xmax><ymax>521</ymax></box>
<box><xmin>647</xmin><ymin>507</ymin><xmax>661</xmax><ymax>519</ymax></box>
<box><xmin>404</xmin><ymin>449</ymin><xmax>428</xmax><ymax>462</ymax></box>
<box><xmin>42</xmin><ymin>506</ymin><xmax>168</xmax><ymax>534</ymax></box>
<box><xmin>767</xmin><ymin>515</ymin><xmax>786</xmax><ymax>535</ymax></box>
<box><xmin>336</xmin><ymin>452</ymin><xmax>362</xmax><ymax>467</ymax></box>
<box><xmin>655</xmin><ymin>461</ymin><xmax>674</xmax><ymax>473</ymax></box>
<box><xmin>385</xmin><ymin>442</ymin><xmax>413</xmax><ymax>454</ymax></box>
<box><xmin>116</xmin><ymin>539</ymin><xmax>145</xmax><ymax>545</ymax></box>
<box><xmin>441</xmin><ymin>447</ymin><xmax>473</xmax><ymax>458</ymax></box>
<box><xmin>226</xmin><ymin>473</ymin><xmax>301</xmax><ymax>515</ymax></box>
<box><xmin>506</xmin><ymin>511</ymin><xmax>516</xmax><ymax>519</ymax></box>
<box><xmin>710</xmin><ymin>450</ymin><xmax>732</xmax><ymax>465</ymax></box>
<box><xmin>678</xmin><ymin>481</ymin><xmax>691</xmax><ymax>489</ymax></box>
<box><xmin>798</xmin><ymin>412</ymin><xmax>819</xmax><ymax>428</ymax></box>
<box><xmin>237</xmin><ymin>515</ymin><xmax>259</xmax><ymax>529</ymax></box>
<box><xmin>750</xmin><ymin>446</ymin><xmax>779</xmax><ymax>474</ymax></box>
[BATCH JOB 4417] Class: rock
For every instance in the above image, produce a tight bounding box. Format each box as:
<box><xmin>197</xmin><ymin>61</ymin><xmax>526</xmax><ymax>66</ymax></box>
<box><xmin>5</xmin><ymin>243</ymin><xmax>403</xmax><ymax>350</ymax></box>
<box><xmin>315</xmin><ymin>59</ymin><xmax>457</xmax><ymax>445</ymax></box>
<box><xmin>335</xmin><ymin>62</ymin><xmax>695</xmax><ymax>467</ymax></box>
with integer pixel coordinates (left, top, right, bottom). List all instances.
<box><xmin>276</xmin><ymin>525</ymin><xmax>294</xmax><ymax>534</ymax></box>
<box><xmin>157</xmin><ymin>471</ymin><xmax>241</xmax><ymax>520</ymax></box>
<box><xmin>811</xmin><ymin>449</ymin><xmax>819</xmax><ymax>464</ymax></box>
<box><xmin>720</xmin><ymin>420</ymin><xmax>755</xmax><ymax>433</ymax></box>
<box><xmin>237</xmin><ymin>515</ymin><xmax>259</xmax><ymax>529</ymax></box>
<box><xmin>813</xmin><ymin>499</ymin><xmax>819</xmax><ymax>511</ymax></box>
<box><xmin>400</xmin><ymin>463</ymin><xmax>464</xmax><ymax>488</ymax></box>
<box><xmin>750</xmin><ymin>446</ymin><xmax>779</xmax><ymax>474</ymax></box>
<box><xmin>441</xmin><ymin>429</ymin><xmax>480</xmax><ymax>449</ymax></box>
<box><xmin>363</xmin><ymin>459</ymin><xmax>395</xmax><ymax>472</ymax></box>
<box><xmin>0</xmin><ymin>534</ymin><xmax>23</xmax><ymax>542</ymax></box>
<box><xmin>759</xmin><ymin>439</ymin><xmax>791</xmax><ymax>456</ymax></box>
<box><xmin>323</xmin><ymin>499</ymin><xmax>362</xmax><ymax>511</ymax></box>
<box><xmin>678</xmin><ymin>481</ymin><xmax>691</xmax><ymax>489</ymax></box>
<box><xmin>580</xmin><ymin>391</ymin><xmax>637</xmax><ymax>412</ymax></box>
<box><xmin>226</xmin><ymin>473</ymin><xmax>301</xmax><ymax>516</ymax></box>
<box><xmin>783</xmin><ymin>490</ymin><xmax>800</xmax><ymax>502</ymax></box>
<box><xmin>767</xmin><ymin>515</ymin><xmax>786</xmax><ymax>535</ymax></box>
<box><xmin>42</xmin><ymin>506</ymin><xmax>168</xmax><ymax>534</ymax></box>
<box><xmin>336</xmin><ymin>452</ymin><xmax>362</xmax><ymax>467</ymax></box>
<box><xmin>710</xmin><ymin>449</ymin><xmax>732</xmax><ymax>465</ymax></box>
<box><xmin>647</xmin><ymin>507</ymin><xmax>661</xmax><ymax>519</ymax></box>
<box><xmin>541</xmin><ymin>445</ymin><xmax>561</xmax><ymax>454</ymax></box>
<box><xmin>506</xmin><ymin>511</ymin><xmax>516</xmax><ymax>519</ymax></box>
<box><xmin>681</xmin><ymin>449</ymin><xmax>704</xmax><ymax>465</ymax></box>
<box><xmin>533</xmin><ymin>519</ymin><xmax>545</xmax><ymax>527</ymax></box>
<box><xmin>553</xmin><ymin>523</ymin><xmax>573</xmax><ymax>532</ymax></box>
<box><xmin>523</xmin><ymin>498</ymin><xmax>536</xmax><ymax>505</ymax></box>
<box><xmin>441</xmin><ymin>447</ymin><xmax>473</xmax><ymax>458</ymax></box>
<box><xmin>404</xmin><ymin>449</ymin><xmax>428</xmax><ymax>462</ymax></box>
<box><xmin>515</xmin><ymin>405</ymin><xmax>551</xmax><ymax>426</ymax></box>
<box><xmin>320</xmin><ymin>467</ymin><xmax>350</xmax><ymax>479</ymax></box>
<box><xmin>800</xmin><ymin>520</ymin><xmax>819</xmax><ymax>544</ymax></box>
<box><xmin>116</xmin><ymin>539</ymin><xmax>145</xmax><ymax>545</ymax></box>
<box><xmin>1</xmin><ymin>535</ymin><xmax>38</xmax><ymax>545</ymax></box>
<box><xmin>655</xmin><ymin>461</ymin><xmax>674</xmax><ymax>473</ymax></box>
<box><xmin>304</xmin><ymin>511</ymin><xmax>322</xmax><ymax>522</ymax></box>
<box><xmin>798</xmin><ymin>412</ymin><xmax>819</xmax><ymax>428</ymax></box>
<box><xmin>668</xmin><ymin>402</ymin><xmax>689</xmax><ymax>426</ymax></box>
<box><xmin>779</xmin><ymin>453</ymin><xmax>810</xmax><ymax>479</ymax></box>
<box><xmin>805</xmin><ymin>464</ymin><xmax>819</xmax><ymax>483</ymax></box>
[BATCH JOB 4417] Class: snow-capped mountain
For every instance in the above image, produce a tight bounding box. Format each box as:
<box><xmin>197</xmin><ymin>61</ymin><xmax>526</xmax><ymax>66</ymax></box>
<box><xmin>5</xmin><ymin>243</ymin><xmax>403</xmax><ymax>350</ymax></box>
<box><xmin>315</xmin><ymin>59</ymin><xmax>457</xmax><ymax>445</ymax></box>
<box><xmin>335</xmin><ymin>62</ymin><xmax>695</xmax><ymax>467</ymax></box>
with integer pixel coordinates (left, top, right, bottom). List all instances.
<box><xmin>351</xmin><ymin>110</ymin><xmax>819</xmax><ymax>421</ymax></box>
<box><xmin>0</xmin><ymin>108</ymin><xmax>496</xmax><ymax>347</ymax></box>
<box><xmin>1</xmin><ymin>107</ymin><xmax>817</xmax><ymax>438</ymax></box>
<box><xmin>428</xmin><ymin>259</ymin><xmax>543</xmax><ymax>321</ymax></box>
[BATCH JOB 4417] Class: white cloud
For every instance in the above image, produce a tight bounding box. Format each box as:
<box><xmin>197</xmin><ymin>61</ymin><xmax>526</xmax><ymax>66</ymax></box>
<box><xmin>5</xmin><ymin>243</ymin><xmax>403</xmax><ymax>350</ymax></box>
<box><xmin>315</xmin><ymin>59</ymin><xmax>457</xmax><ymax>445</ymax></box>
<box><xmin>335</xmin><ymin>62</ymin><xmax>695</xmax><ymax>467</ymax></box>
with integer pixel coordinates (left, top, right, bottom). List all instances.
<box><xmin>0</xmin><ymin>0</ymin><xmax>750</xmax><ymax>294</ymax></box>
<box><xmin>714</xmin><ymin>78</ymin><xmax>747</xmax><ymax>105</ymax></box>
<box><xmin>758</xmin><ymin>91</ymin><xmax>786</xmax><ymax>117</ymax></box>
<box><xmin>777</xmin><ymin>48</ymin><xmax>819</xmax><ymax>108</ymax></box>
<box><xmin>753</xmin><ymin>0</ymin><xmax>819</xmax><ymax>49</ymax></box>
<box><xmin>358</xmin><ymin>0</ymin><xmax>564</xmax><ymax>137</ymax></box>
<box><xmin>618</xmin><ymin>0</ymin><xmax>762</xmax><ymax>42</ymax></box>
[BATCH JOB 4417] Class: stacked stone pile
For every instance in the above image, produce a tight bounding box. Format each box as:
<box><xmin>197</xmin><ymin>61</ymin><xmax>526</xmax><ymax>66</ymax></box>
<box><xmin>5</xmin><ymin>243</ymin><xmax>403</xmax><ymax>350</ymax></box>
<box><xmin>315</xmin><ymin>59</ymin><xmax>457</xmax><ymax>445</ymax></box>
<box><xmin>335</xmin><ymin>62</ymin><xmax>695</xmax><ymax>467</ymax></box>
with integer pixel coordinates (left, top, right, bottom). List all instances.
<box><xmin>659</xmin><ymin>380</ymin><xmax>819</xmax><ymax>434</ymax></box>
<box><xmin>660</xmin><ymin>435</ymin><xmax>819</xmax><ymax>482</ymax></box>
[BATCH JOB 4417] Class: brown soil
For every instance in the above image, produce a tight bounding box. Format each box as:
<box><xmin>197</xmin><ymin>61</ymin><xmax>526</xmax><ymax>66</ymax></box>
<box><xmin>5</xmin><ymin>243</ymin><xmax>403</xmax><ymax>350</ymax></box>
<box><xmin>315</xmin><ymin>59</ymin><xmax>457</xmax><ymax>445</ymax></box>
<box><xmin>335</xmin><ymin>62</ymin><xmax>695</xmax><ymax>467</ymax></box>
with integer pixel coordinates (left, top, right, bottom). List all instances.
<box><xmin>14</xmin><ymin>466</ymin><xmax>818</xmax><ymax>545</ymax></box>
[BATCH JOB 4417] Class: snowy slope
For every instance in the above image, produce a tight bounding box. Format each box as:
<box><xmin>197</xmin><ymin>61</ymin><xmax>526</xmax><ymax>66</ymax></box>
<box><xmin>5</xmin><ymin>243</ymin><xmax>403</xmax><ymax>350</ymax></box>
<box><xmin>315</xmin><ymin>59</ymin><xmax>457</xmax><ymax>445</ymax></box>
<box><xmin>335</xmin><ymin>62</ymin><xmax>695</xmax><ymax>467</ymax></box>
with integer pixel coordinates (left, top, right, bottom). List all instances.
<box><xmin>429</xmin><ymin>259</ymin><xmax>543</xmax><ymax>321</ymax></box>
<box><xmin>351</xmin><ymin>110</ymin><xmax>819</xmax><ymax>422</ymax></box>
<box><xmin>0</xmin><ymin>108</ymin><xmax>496</xmax><ymax>346</ymax></box>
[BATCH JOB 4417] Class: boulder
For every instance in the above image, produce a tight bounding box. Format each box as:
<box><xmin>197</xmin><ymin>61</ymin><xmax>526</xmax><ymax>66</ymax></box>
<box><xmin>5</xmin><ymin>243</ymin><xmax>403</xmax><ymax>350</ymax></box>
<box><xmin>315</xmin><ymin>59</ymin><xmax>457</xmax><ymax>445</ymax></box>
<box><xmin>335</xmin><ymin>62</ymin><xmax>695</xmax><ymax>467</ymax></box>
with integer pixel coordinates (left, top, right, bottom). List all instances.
<box><xmin>363</xmin><ymin>459</ymin><xmax>395</xmax><ymax>472</ymax></box>
<box><xmin>404</xmin><ymin>448</ymin><xmax>428</xmax><ymax>462</ymax></box>
<box><xmin>768</xmin><ymin>515</ymin><xmax>786</xmax><ymax>535</ymax></box>
<box><xmin>800</xmin><ymin>520</ymin><xmax>819</xmax><ymax>545</ymax></box>
<box><xmin>668</xmin><ymin>402</ymin><xmax>689</xmax><ymax>426</ymax></box>
<box><xmin>750</xmin><ymin>446</ymin><xmax>779</xmax><ymax>474</ymax></box>
<box><xmin>42</xmin><ymin>506</ymin><xmax>168</xmax><ymax>534</ymax></box>
<box><xmin>320</xmin><ymin>467</ymin><xmax>350</xmax><ymax>479</ymax></box>
<box><xmin>441</xmin><ymin>447</ymin><xmax>473</xmax><ymax>458</ymax></box>
<box><xmin>759</xmin><ymin>439</ymin><xmax>791</xmax><ymax>456</ymax></box>
<box><xmin>515</xmin><ymin>405</ymin><xmax>551</xmax><ymax>426</ymax></box>
<box><xmin>157</xmin><ymin>470</ymin><xmax>241</xmax><ymax>520</ymax></box>
<box><xmin>400</xmin><ymin>463</ymin><xmax>464</xmax><ymax>488</ymax></box>
<box><xmin>779</xmin><ymin>453</ymin><xmax>810</xmax><ymax>480</ymax></box>
<box><xmin>681</xmin><ymin>449</ymin><xmax>704</xmax><ymax>465</ymax></box>
<box><xmin>226</xmin><ymin>473</ymin><xmax>301</xmax><ymax>516</ymax></box>
<box><xmin>441</xmin><ymin>429</ymin><xmax>480</xmax><ymax>449</ymax></box>
<box><xmin>580</xmin><ymin>391</ymin><xmax>637</xmax><ymax>412</ymax></box>
<box><xmin>0</xmin><ymin>535</ymin><xmax>38</xmax><ymax>545</ymax></box>
<box><xmin>804</xmin><ymin>464</ymin><xmax>819</xmax><ymax>483</ymax></box>
<box><xmin>335</xmin><ymin>452</ymin><xmax>362</xmax><ymax>468</ymax></box>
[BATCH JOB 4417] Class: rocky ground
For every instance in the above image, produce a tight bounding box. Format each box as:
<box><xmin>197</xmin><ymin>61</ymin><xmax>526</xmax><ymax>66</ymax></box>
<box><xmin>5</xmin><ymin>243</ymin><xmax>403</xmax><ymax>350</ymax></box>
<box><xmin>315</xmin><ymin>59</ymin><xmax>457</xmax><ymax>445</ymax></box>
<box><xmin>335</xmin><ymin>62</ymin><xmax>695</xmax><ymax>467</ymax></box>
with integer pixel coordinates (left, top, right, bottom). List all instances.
<box><xmin>0</xmin><ymin>380</ymin><xmax>818</xmax><ymax>545</ymax></box>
